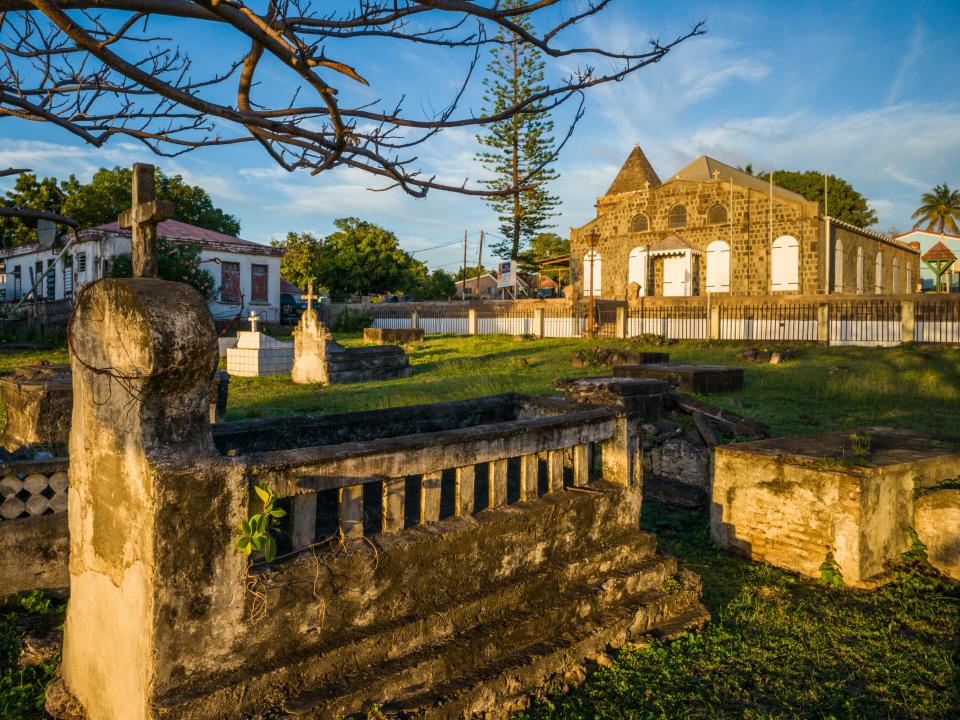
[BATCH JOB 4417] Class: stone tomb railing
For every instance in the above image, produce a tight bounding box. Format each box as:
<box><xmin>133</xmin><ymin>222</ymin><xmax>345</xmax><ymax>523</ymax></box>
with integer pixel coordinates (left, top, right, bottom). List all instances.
<box><xmin>0</xmin><ymin>458</ymin><xmax>69</xmax><ymax>521</ymax></box>
<box><xmin>213</xmin><ymin>394</ymin><xmax>631</xmax><ymax>552</ymax></box>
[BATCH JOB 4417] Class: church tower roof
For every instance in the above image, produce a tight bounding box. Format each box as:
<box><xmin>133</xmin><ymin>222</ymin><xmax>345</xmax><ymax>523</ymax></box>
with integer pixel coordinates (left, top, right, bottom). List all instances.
<box><xmin>605</xmin><ymin>145</ymin><xmax>661</xmax><ymax>195</ymax></box>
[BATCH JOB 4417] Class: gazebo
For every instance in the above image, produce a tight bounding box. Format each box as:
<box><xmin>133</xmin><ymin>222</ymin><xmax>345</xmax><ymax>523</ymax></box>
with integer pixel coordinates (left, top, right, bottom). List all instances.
<box><xmin>922</xmin><ymin>241</ymin><xmax>957</xmax><ymax>292</ymax></box>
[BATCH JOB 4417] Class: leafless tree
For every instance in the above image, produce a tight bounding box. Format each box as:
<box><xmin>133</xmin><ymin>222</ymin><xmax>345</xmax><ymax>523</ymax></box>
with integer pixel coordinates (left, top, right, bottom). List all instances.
<box><xmin>0</xmin><ymin>1</ymin><xmax>703</xmax><ymax>197</ymax></box>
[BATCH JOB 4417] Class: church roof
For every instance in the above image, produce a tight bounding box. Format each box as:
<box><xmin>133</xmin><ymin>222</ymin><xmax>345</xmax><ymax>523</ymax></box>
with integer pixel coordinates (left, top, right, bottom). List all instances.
<box><xmin>922</xmin><ymin>241</ymin><xmax>957</xmax><ymax>262</ymax></box>
<box><xmin>605</xmin><ymin>145</ymin><xmax>661</xmax><ymax>195</ymax></box>
<box><xmin>667</xmin><ymin>156</ymin><xmax>809</xmax><ymax>206</ymax></box>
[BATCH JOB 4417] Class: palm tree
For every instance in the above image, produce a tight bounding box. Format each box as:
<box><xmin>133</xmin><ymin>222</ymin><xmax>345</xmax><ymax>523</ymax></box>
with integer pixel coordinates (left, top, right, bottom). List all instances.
<box><xmin>912</xmin><ymin>184</ymin><xmax>960</xmax><ymax>234</ymax></box>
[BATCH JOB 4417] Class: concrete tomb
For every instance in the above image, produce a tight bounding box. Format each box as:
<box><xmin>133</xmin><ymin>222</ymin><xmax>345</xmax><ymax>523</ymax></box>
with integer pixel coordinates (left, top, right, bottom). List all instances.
<box><xmin>364</xmin><ymin>326</ymin><xmax>425</xmax><ymax>344</ymax></box>
<box><xmin>711</xmin><ymin>427</ymin><xmax>960</xmax><ymax>588</ymax></box>
<box><xmin>614</xmin><ymin>363</ymin><xmax>744</xmax><ymax>394</ymax></box>
<box><xmin>914</xmin><ymin>489</ymin><xmax>960</xmax><ymax>580</ymax></box>
<box><xmin>48</xmin><ymin>275</ymin><xmax>707</xmax><ymax>719</ymax></box>
<box><xmin>0</xmin><ymin>364</ymin><xmax>72</xmax><ymax>453</ymax></box>
<box><xmin>292</xmin><ymin>285</ymin><xmax>412</xmax><ymax>385</ymax></box>
<box><xmin>226</xmin><ymin>311</ymin><xmax>294</xmax><ymax>377</ymax></box>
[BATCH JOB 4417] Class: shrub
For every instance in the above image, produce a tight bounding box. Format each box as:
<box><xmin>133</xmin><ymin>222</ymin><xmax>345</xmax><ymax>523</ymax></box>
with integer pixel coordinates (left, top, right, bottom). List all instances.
<box><xmin>331</xmin><ymin>308</ymin><xmax>374</xmax><ymax>333</ymax></box>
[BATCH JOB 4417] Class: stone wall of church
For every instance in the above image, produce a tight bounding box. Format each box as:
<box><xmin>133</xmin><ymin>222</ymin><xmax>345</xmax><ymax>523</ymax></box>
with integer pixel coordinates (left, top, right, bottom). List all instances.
<box><xmin>830</xmin><ymin>225</ymin><xmax>920</xmax><ymax>296</ymax></box>
<box><xmin>570</xmin><ymin>179</ymin><xmax>823</xmax><ymax>298</ymax></box>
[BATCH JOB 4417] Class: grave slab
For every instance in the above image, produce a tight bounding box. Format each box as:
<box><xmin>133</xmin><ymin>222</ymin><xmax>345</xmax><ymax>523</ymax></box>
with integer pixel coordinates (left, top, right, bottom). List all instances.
<box><xmin>711</xmin><ymin>427</ymin><xmax>960</xmax><ymax>587</ymax></box>
<box><xmin>614</xmin><ymin>363</ymin><xmax>744</xmax><ymax>394</ymax></box>
<box><xmin>364</xmin><ymin>327</ymin><xmax>424</xmax><ymax>344</ymax></box>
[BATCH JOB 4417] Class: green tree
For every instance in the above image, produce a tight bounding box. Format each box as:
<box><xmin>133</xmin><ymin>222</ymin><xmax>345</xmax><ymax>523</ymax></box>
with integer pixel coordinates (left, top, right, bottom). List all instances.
<box><xmin>271</xmin><ymin>231</ymin><xmax>324</xmax><ymax>292</ymax></box>
<box><xmin>316</xmin><ymin>218</ymin><xmax>425</xmax><ymax>298</ymax></box>
<box><xmin>911</xmin><ymin>184</ymin><xmax>960</xmax><ymax>234</ymax></box>
<box><xmin>0</xmin><ymin>173</ymin><xmax>80</xmax><ymax>247</ymax></box>
<box><xmin>518</xmin><ymin>232</ymin><xmax>569</xmax><ymax>267</ymax></box>
<box><xmin>110</xmin><ymin>236</ymin><xmax>215</xmax><ymax>298</ymax></box>
<box><xmin>454</xmin><ymin>265</ymin><xmax>489</xmax><ymax>281</ymax></box>
<box><xmin>410</xmin><ymin>269</ymin><xmax>457</xmax><ymax>301</ymax></box>
<box><xmin>476</xmin><ymin>0</ymin><xmax>559</xmax><ymax>260</ymax></box>
<box><xmin>756</xmin><ymin>170</ymin><xmax>878</xmax><ymax>228</ymax></box>
<box><xmin>63</xmin><ymin>166</ymin><xmax>241</xmax><ymax>235</ymax></box>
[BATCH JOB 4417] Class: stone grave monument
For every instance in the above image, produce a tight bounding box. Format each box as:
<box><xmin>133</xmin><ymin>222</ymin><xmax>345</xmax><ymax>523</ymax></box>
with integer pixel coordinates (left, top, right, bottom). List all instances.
<box><xmin>0</xmin><ymin>364</ymin><xmax>72</xmax><ymax>454</ymax></box>
<box><xmin>711</xmin><ymin>427</ymin><xmax>960</xmax><ymax>587</ymax></box>
<box><xmin>226</xmin><ymin>311</ymin><xmax>294</xmax><ymax>377</ymax></box>
<box><xmin>292</xmin><ymin>283</ymin><xmax>412</xmax><ymax>385</ymax></box>
<box><xmin>615</xmin><ymin>362</ymin><xmax>744</xmax><ymax>394</ymax></box>
<box><xmin>363</xmin><ymin>326</ymin><xmax>424</xmax><ymax>344</ymax></box>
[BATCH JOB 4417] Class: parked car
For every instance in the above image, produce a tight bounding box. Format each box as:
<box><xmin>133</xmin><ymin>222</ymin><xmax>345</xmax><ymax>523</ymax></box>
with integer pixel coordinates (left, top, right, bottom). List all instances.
<box><xmin>280</xmin><ymin>292</ymin><xmax>306</xmax><ymax>323</ymax></box>
<box><xmin>535</xmin><ymin>287</ymin><xmax>557</xmax><ymax>299</ymax></box>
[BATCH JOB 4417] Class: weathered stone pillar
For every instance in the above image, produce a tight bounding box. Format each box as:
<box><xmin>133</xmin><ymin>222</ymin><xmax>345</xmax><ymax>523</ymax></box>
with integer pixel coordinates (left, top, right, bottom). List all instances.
<box><xmin>901</xmin><ymin>300</ymin><xmax>915</xmax><ymax>344</ymax></box>
<box><xmin>709</xmin><ymin>304</ymin><xmax>721</xmax><ymax>340</ymax></box>
<box><xmin>0</xmin><ymin>364</ymin><xmax>72</xmax><ymax>451</ymax></box>
<box><xmin>615</xmin><ymin>305</ymin><xmax>628</xmax><ymax>339</ymax></box>
<box><xmin>468</xmin><ymin>307</ymin><xmax>478</xmax><ymax>335</ymax></box>
<box><xmin>533</xmin><ymin>307</ymin><xmax>545</xmax><ymax>337</ymax></box>
<box><xmin>51</xmin><ymin>279</ymin><xmax>247</xmax><ymax>720</ymax></box>
<box><xmin>817</xmin><ymin>303</ymin><xmax>830</xmax><ymax>345</ymax></box>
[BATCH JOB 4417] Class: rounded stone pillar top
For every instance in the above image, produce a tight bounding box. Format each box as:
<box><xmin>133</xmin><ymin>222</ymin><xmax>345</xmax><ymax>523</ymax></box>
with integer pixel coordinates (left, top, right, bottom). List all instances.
<box><xmin>70</xmin><ymin>278</ymin><xmax>218</xmax><ymax>456</ymax></box>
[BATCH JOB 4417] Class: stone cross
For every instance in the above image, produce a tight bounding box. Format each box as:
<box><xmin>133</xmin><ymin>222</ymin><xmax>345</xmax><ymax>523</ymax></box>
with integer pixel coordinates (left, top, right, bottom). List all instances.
<box><xmin>301</xmin><ymin>282</ymin><xmax>316</xmax><ymax>313</ymax></box>
<box><xmin>247</xmin><ymin>311</ymin><xmax>259</xmax><ymax>333</ymax></box>
<box><xmin>712</xmin><ymin>169</ymin><xmax>721</xmax><ymax>180</ymax></box>
<box><xmin>118</xmin><ymin>163</ymin><xmax>173</xmax><ymax>278</ymax></box>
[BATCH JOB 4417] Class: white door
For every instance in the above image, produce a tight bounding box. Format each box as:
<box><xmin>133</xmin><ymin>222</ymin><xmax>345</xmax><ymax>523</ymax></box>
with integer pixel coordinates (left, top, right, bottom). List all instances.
<box><xmin>705</xmin><ymin>240</ymin><xmax>731</xmax><ymax>292</ymax></box>
<box><xmin>663</xmin><ymin>255</ymin><xmax>687</xmax><ymax>297</ymax></box>
<box><xmin>771</xmin><ymin>235</ymin><xmax>799</xmax><ymax>291</ymax></box>
<box><xmin>627</xmin><ymin>247</ymin><xmax>646</xmax><ymax>296</ymax></box>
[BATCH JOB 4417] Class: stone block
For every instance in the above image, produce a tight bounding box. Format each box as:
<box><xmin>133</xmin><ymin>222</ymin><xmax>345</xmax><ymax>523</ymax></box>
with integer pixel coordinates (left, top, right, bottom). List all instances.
<box><xmin>556</xmin><ymin>376</ymin><xmax>667</xmax><ymax>421</ymax></box>
<box><xmin>363</xmin><ymin>327</ymin><xmax>425</xmax><ymax>344</ymax></box>
<box><xmin>0</xmin><ymin>364</ymin><xmax>72</xmax><ymax>451</ymax></box>
<box><xmin>915</xmin><ymin>489</ymin><xmax>960</xmax><ymax>580</ymax></box>
<box><xmin>711</xmin><ymin>428</ymin><xmax>960</xmax><ymax>587</ymax></box>
<box><xmin>615</xmin><ymin>363</ymin><xmax>744</xmax><ymax>394</ymax></box>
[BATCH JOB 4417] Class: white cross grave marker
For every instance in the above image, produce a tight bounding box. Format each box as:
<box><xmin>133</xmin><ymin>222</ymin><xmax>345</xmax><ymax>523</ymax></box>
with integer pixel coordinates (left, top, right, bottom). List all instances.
<box><xmin>301</xmin><ymin>281</ymin><xmax>316</xmax><ymax>313</ymax></box>
<box><xmin>247</xmin><ymin>311</ymin><xmax>260</xmax><ymax>333</ymax></box>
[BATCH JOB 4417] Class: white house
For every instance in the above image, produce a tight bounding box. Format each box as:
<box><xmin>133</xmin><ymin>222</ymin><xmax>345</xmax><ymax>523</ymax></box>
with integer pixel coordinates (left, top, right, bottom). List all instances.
<box><xmin>0</xmin><ymin>219</ymin><xmax>284</xmax><ymax>321</ymax></box>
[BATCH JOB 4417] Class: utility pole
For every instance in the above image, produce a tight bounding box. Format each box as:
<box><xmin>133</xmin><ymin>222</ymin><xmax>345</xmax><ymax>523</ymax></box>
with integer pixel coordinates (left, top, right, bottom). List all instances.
<box><xmin>461</xmin><ymin>230</ymin><xmax>468</xmax><ymax>300</ymax></box>
<box><xmin>475</xmin><ymin>230</ymin><xmax>484</xmax><ymax>300</ymax></box>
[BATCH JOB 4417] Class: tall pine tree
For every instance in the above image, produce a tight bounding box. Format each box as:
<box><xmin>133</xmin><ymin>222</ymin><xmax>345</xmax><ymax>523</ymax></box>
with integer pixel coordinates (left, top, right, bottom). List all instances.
<box><xmin>476</xmin><ymin>0</ymin><xmax>559</xmax><ymax>260</ymax></box>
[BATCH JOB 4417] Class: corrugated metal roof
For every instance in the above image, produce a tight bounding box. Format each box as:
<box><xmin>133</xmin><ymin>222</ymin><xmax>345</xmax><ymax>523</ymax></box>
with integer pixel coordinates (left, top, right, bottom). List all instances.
<box><xmin>90</xmin><ymin>219</ymin><xmax>283</xmax><ymax>257</ymax></box>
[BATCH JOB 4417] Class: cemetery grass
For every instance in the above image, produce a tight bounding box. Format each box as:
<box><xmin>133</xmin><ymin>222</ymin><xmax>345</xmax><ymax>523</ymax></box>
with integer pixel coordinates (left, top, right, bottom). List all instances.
<box><xmin>1</xmin><ymin>335</ymin><xmax>959</xmax><ymax>718</ymax></box>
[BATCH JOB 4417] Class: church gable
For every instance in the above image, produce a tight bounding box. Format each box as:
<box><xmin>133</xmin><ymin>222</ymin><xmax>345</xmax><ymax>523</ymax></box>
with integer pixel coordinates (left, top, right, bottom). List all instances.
<box><xmin>605</xmin><ymin>145</ymin><xmax>662</xmax><ymax>196</ymax></box>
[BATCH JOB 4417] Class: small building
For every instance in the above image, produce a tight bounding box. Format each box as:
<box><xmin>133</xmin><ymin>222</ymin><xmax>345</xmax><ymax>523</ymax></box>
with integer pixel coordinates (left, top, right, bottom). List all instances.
<box><xmin>570</xmin><ymin>146</ymin><xmax>921</xmax><ymax>298</ymax></box>
<box><xmin>0</xmin><ymin>219</ymin><xmax>284</xmax><ymax>321</ymax></box>
<box><xmin>893</xmin><ymin>230</ymin><xmax>960</xmax><ymax>291</ymax></box>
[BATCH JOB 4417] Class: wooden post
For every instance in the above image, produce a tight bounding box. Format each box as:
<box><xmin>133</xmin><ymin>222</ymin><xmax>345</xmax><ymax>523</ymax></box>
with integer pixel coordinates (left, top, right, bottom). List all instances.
<box><xmin>519</xmin><ymin>453</ymin><xmax>538</xmax><ymax>501</ymax></box>
<box><xmin>572</xmin><ymin>443</ymin><xmax>591</xmax><ymax>486</ymax></box>
<box><xmin>488</xmin><ymin>459</ymin><xmax>508</xmax><ymax>508</ymax></box>
<box><xmin>547</xmin><ymin>449</ymin><xmax>564</xmax><ymax>492</ymax></box>
<box><xmin>291</xmin><ymin>494</ymin><xmax>317</xmax><ymax>549</ymax></box>
<box><xmin>817</xmin><ymin>303</ymin><xmax>830</xmax><ymax>345</ymax></box>
<box><xmin>901</xmin><ymin>300</ymin><xmax>915</xmax><ymax>344</ymax></box>
<box><xmin>381</xmin><ymin>478</ymin><xmax>405</xmax><ymax>534</ymax></box>
<box><xmin>411</xmin><ymin>309</ymin><xmax>419</xmax><ymax>330</ymax></box>
<box><xmin>710</xmin><ymin>304</ymin><xmax>721</xmax><ymax>340</ymax></box>
<box><xmin>468</xmin><ymin>307</ymin><xmax>478</xmax><ymax>335</ymax></box>
<box><xmin>339</xmin><ymin>485</ymin><xmax>364</xmax><ymax>540</ymax></box>
<box><xmin>455</xmin><ymin>465</ymin><xmax>475</xmax><ymax>516</ymax></box>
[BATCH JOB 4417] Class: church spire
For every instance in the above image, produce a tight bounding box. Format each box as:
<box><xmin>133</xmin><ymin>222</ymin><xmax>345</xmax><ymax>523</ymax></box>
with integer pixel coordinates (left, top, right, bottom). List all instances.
<box><xmin>605</xmin><ymin>144</ymin><xmax>661</xmax><ymax>196</ymax></box>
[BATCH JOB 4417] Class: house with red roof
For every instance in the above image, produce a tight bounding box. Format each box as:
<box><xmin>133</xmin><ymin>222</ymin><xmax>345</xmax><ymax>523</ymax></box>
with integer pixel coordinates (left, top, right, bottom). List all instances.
<box><xmin>0</xmin><ymin>219</ymin><xmax>285</xmax><ymax>321</ymax></box>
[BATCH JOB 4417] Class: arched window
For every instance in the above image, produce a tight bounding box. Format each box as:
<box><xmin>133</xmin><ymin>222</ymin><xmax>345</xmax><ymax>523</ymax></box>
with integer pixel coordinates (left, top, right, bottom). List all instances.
<box><xmin>856</xmin><ymin>247</ymin><xmax>864</xmax><ymax>294</ymax></box>
<box><xmin>627</xmin><ymin>247</ymin><xmax>646</xmax><ymax>296</ymax></box>
<box><xmin>891</xmin><ymin>257</ymin><xmax>899</xmax><ymax>294</ymax></box>
<box><xmin>770</xmin><ymin>235</ymin><xmax>799</xmax><ymax>291</ymax></box>
<box><xmin>582</xmin><ymin>250</ymin><xmax>602</xmax><ymax>297</ymax></box>
<box><xmin>630</xmin><ymin>214</ymin><xmax>649</xmax><ymax>233</ymax></box>
<box><xmin>875</xmin><ymin>252</ymin><xmax>884</xmax><ymax>294</ymax></box>
<box><xmin>707</xmin><ymin>204</ymin><xmax>728</xmax><ymax>225</ymax></box>
<box><xmin>668</xmin><ymin>204</ymin><xmax>687</xmax><ymax>229</ymax></box>
<box><xmin>706</xmin><ymin>240</ymin><xmax>731</xmax><ymax>292</ymax></box>
<box><xmin>834</xmin><ymin>238</ymin><xmax>844</xmax><ymax>293</ymax></box>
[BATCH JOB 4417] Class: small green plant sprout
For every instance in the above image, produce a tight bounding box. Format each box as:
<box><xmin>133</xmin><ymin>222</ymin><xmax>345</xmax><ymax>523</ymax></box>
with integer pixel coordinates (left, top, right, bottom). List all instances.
<box><xmin>848</xmin><ymin>431</ymin><xmax>872</xmax><ymax>458</ymax></box>
<box><xmin>818</xmin><ymin>553</ymin><xmax>845</xmax><ymax>588</ymax></box>
<box><xmin>236</xmin><ymin>483</ymin><xmax>286</xmax><ymax>563</ymax></box>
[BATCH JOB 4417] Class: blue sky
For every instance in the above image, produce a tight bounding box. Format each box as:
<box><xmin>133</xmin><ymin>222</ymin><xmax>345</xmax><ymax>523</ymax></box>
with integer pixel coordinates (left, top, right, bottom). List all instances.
<box><xmin>2</xmin><ymin>1</ymin><xmax>959</xmax><ymax>273</ymax></box>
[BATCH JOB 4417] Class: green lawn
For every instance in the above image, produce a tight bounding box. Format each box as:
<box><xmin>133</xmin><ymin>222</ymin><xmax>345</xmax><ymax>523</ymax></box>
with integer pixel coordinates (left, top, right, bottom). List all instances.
<box><xmin>1</xmin><ymin>335</ymin><xmax>959</xmax><ymax>718</ymax></box>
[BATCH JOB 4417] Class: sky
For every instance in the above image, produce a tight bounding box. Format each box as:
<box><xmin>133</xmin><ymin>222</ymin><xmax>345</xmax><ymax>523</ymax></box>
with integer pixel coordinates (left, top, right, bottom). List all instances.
<box><xmin>2</xmin><ymin>0</ymin><xmax>959</xmax><ymax>274</ymax></box>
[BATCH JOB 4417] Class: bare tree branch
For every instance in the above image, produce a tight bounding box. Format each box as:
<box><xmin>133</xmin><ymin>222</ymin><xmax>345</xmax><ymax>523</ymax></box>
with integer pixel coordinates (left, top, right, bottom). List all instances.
<box><xmin>0</xmin><ymin>1</ymin><xmax>705</xmax><ymax>197</ymax></box>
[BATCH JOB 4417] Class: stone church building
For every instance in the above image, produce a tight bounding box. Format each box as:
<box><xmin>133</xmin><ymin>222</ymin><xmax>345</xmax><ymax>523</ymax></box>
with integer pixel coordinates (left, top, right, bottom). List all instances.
<box><xmin>570</xmin><ymin>146</ymin><xmax>920</xmax><ymax>299</ymax></box>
